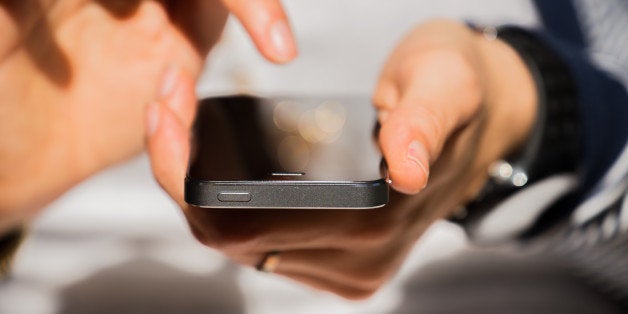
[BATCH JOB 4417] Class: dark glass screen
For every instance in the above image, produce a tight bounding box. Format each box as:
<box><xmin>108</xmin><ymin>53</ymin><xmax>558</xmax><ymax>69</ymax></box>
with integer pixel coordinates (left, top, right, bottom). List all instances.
<box><xmin>187</xmin><ymin>95</ymin><xmax>384</xmax><ymax>182</ymax></box>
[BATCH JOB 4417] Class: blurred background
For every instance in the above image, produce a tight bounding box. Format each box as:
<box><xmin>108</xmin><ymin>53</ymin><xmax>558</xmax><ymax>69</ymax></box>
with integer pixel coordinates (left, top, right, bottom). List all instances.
<box><xmin>0</xmin><ymin>1</ymin><xmax>539</xmax><ymax>313</ymax></box>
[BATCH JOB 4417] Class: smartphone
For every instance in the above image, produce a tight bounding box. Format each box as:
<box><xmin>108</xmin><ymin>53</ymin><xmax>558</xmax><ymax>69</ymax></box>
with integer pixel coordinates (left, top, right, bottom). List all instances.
<box><xmin>184</xmin><ymin>95</ymin><xmax>388</xmax><ymax>209</ymax></box>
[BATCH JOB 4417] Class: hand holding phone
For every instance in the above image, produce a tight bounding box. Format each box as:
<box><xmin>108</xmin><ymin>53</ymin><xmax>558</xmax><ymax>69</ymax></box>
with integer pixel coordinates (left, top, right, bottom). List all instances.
<box><xmin>145</xmin><ymin>19</ymin><xmax>532</xmax><ymax>299</ymax></box>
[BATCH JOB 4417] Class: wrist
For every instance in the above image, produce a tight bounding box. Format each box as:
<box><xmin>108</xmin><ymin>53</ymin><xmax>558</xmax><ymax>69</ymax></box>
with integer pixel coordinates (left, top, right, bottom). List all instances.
<box><xmin>475</xmin><ymin>29</ymin><xmax>538</xmax><ymax>162</ymax></box>
<box><xmin>452</xmin><ymin>27</ymin><xmax>582</xmax><ymax>238</ymax></box>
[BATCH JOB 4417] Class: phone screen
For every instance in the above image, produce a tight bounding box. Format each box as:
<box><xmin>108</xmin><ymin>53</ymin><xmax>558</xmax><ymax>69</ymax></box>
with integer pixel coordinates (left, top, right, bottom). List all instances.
<box><xmin>187</xmin><ymin>95</ymin><xmax>385</xmax><ymax>183</ymax></box>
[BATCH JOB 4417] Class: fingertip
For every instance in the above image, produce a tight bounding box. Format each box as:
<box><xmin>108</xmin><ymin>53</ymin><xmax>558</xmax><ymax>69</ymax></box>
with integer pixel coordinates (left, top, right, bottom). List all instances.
<box><xmin>225</xmin><ymin>0</ymin><xmax>298</xmax><ymax>63</ymax></box>
<box><xmin>250</xmin><ymin>18</ymin><xmax>297</xmax><ymax>64</ymax></box>
<box><xmin>388</xmin><ymin>159</ymin><xmax>429</xmax><ymax>195</ymax></box>
<box><xmin>379</xmin><ymin>114</ymin><xmax>430</xmax><ymax>195</ymax></box>
<box><xmin>267</xmin><ymin>19</ymin><xmax>298</xmax><ymax>63</ymax></box>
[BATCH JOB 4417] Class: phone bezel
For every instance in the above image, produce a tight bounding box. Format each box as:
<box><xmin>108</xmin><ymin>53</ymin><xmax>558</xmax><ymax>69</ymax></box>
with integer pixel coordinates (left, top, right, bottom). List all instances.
<box><xmin>185</xmin><ymin>178</ymin><xmax>389</xmax><ymax>209</ymax></box>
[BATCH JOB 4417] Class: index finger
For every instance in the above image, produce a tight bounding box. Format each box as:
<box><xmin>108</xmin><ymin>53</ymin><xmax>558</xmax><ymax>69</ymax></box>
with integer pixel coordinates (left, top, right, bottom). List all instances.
<box><xmin>221</xmin><ymin>0</ymin><xmax>298</xmax><ymax>63</ymax></box>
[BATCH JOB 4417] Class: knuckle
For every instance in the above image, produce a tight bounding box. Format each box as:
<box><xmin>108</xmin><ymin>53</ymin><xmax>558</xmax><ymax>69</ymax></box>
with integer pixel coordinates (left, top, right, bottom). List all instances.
<box><xmin>188</xmin><ymin>221</ymin><xmax>215</xmax><ymax>247</ymax></box>
<box><xmin>355</xmin><ymin>266</ymin><xmax>393</xmax><ymax>292</ymax></box>
<box><xmin>421</xmin><ymin>49</ymin><xmax>479</xmax><ymax>89</ymax></box>
<box><xmin>372</xmin><ymin>94</ymin><xmax>388</xmax><ymax>110</ymax></box>
<box><xmin>400</xmin><ymin>48</ymin><xmax>482</xmax><ymax>105</ymax></box>
<box><xmin>372</xmin><ymin>84</ymin><xmax>398</xmax><ymax>110</ymax></box>
<box><xmin>132</xmin><ymin>2</ymin><xmax>170</xmax><ymax>40</ymax></box>
<box><xmin>427</xmin><ymin>50</ymin><xmax>483</xmax><ymax>107</ymax></box>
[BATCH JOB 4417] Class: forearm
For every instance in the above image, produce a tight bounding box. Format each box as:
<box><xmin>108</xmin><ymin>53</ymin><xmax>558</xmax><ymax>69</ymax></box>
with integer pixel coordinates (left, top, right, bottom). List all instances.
<box><xmin>475</xmin><ymin>28</ymin><xmax>538</xmax><ymax>165</ymax></box>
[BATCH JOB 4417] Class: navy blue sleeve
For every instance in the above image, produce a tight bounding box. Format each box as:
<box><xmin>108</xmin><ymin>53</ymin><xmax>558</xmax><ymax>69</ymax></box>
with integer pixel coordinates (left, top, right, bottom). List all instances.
<box><xmin>532</xmin><ymin>0</ymin><xmax>628</xmax><ymax>190</ymax></box>
<box><xmin>534</xmin><ymin>33</ymin><xmax>628</xmax><ymax>191</ymax></box>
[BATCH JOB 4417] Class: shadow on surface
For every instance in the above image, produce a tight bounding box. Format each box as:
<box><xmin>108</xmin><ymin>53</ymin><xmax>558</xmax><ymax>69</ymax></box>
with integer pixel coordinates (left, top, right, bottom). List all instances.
<box><xmin>395</xmin><ymin>250</ymin><xmax>625</xmax><ymax>314</ymax></box>
<box><xmin>59</xmin><ymin>257</ymin><xmax>245</xmax><ymax>314</ymax></box>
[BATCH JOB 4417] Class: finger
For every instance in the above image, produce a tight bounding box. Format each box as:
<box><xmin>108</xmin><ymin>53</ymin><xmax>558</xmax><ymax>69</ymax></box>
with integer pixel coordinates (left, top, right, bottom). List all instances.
<box><xmin>158</xmin><ymin>67</ymin><xmax>198</xmax><ymax>129</ymax></box>
<box><xmin>279</xmin><ymin>249</ymin><xmax>391</xmax><ymax>291</ymax></box>
<box><xmin>272</xmin><ymin>247</ymin><xmax>408</xmax><ymax>300</ymax></box>
<box><xmin>379</xmin><ymin>51</ymin><xmax>482</xmax><ymax>194</ymax></box>
<box><xmin>378</xmin><ymin>105</ymin><xmax>436</xmax><ymax>195</ymax></box>
<box><xmin>221</xmin><ymin>0</ymin><xmax>297</xmax><ymax>63</ymax></box>
<box><xmin>146</xmin><ymin>71</ymin><xmax>197</xmax><ymax>206</ymax></box>
<box><xmin>187</xmin><ymin>204</ymin><xmax>404</xmax><ymax>256</ymax></box>
<box><xmin>372</xmin><ymin>81</ymin><xmax>399</xmax><ymax>123</ymax></box>
<box><xmin>280</xmin><ymin>270</ymin><xmax>377</xmax><ymax>300</ymax></box>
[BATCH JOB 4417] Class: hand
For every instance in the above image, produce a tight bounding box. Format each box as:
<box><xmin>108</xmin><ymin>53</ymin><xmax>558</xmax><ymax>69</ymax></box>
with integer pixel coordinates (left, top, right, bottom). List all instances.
<box><xmin>146</xmin><ymin>69</ymin><xmax>424</xmax><ymax>299</ymax></box>
<box><xmin>146</xmin><ymin>19</ymin><xmax>538</xmax><ymax>299</ymax></box>
<box><xmin>374</xmin><ymin>19</ymin><xmax>537</xmax><ymax>201</ymax></box>
<box><xmin>0</xmin><ymin>0</ymin><xmax>296</xmax><ymax>233</ymax></box>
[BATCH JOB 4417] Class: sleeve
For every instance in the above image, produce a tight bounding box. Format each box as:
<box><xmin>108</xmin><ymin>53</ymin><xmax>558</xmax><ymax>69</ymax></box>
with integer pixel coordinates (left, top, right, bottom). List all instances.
<box><xmin>456</xmin><ymin>25</ymin><xmax>628</xmax><ymax>243</ymax></box>
<box><xmin>536</xmin><ymin>32</ymin><xmax>628</xmax><ymax>191</ymax></box>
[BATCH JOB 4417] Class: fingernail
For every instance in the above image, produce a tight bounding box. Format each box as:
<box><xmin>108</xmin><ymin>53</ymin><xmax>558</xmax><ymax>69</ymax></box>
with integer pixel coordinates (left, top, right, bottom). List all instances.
<box><xmin>159</xmin><ymin>66</ymin><xmax>180</xmax><ymax>99</ymax></box>
<box><xmin>146</xmin><ymin>102</ymin><xmax>161</xmax><ymax>136</ymax></box>
<box><xmin>269</xmin><ymin>20</ymin><xmax>297</xmax><ymax>62</ymax></box>
<box><xmin>407</xmin><ymin>140</ymin><xmax>430</xmax><ymax>183</ymax></box>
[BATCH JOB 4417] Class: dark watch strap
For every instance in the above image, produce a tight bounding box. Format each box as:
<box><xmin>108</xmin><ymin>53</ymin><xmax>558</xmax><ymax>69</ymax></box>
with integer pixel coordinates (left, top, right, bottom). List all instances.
<box><xmin>451</xmin><ymin>26</ymin><xmax>582</xmax><ymax>233</ymax></box>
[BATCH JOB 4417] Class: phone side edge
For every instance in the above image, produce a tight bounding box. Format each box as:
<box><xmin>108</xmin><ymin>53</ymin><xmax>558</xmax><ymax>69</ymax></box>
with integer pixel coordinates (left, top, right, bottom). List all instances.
<box><xmin>184</xmin><ymin>177</ymin><xmax>389</xmax><ymax>209</ymax></box>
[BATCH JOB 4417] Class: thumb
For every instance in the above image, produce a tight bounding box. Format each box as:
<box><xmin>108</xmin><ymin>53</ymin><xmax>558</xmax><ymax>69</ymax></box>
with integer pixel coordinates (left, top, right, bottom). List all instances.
<box><xmin>379</xmin><ymin>105</ymin><xmax>433</xmax><ymax>195</ymax></box>
<box><xmin>379</xmin><ymin>97</ymin><xmax>481</xmax><ymax>194</ymax></box>
<box><xmin>145</xmin><ymin>69</ymin><xmax>197</xmax><ymax>206</ymax></box>
<box><xmin>378</xmin><ymin>53</ymin><xmax>483</xmax><ymax>194</ymax></box>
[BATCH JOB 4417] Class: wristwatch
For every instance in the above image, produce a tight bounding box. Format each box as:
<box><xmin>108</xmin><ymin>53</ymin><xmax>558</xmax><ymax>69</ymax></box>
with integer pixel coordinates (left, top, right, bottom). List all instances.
<box><xmin>450</xmin><ymin>26</ymin><xmax>582</xmax><ymax>237</ymax></box>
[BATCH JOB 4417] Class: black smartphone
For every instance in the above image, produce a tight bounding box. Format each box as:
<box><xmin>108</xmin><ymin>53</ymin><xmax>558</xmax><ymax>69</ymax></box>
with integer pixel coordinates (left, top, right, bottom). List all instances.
<box><xmin>184</xmin><ymin>95</ymin><xmax>388</xmax><ymax>209</ymax></box>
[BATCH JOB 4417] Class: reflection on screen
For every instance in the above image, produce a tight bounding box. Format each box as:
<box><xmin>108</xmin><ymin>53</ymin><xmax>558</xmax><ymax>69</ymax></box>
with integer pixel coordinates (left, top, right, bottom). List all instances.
<box><xmin>188</xmin><ymin>95</ymin><xmax>383</xmax><ymax>182</ymax></box>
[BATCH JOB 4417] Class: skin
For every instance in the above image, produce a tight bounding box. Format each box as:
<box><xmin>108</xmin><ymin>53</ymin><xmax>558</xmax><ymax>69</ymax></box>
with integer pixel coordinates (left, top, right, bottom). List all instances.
<box><xmin>1</xmin><ymin>0</ymin><xmax>536</xmax><ymax>300</ymax></box>
<box><xmin>146</xmin><ymin>19</ymin><xmax>537</xmax><ymax>298</ymax></box>
<box><xmin>0</xmin><ymin>0</ymin><xmax>296</xmax><ymax>234</ymax></box>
